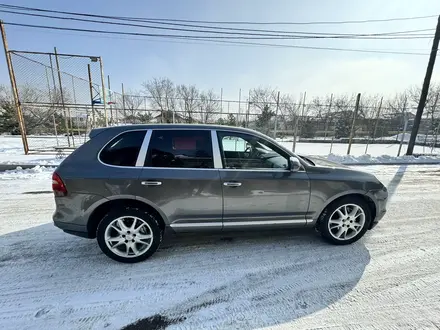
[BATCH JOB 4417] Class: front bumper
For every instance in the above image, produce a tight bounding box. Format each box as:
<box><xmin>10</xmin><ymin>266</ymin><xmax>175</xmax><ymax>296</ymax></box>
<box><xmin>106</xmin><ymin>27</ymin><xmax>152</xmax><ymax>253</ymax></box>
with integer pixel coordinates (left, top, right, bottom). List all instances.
<box><xmin>367</xmin><ymin>187</ymin><xmax>388</xmax><ymax>229</ymax></box>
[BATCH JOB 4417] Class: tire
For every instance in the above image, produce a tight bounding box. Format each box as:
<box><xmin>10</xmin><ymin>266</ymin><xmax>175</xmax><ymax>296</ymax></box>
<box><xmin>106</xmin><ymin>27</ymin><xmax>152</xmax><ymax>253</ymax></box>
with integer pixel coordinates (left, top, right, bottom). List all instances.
<box><xmin>96</xmin><ymin>207</ymin><xmax>163</xmax><ymax>263</ymax></box>
<box><xmin>318</xmin><ymin>196</ymin><xmax>371</xmax><ymax>245</ymax></box>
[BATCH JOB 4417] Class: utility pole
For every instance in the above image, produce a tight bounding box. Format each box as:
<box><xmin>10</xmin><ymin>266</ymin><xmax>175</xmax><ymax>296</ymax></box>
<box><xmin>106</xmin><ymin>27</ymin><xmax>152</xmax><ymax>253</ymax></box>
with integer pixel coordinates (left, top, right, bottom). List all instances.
<box><xmin>406</xmin><ymin>15</ymin><xmax>440</xmax><ymax>155</ymax></box>
<box><xmin>0</xmin><ymin>21</ymin><xmax>29</xmax><ymax>154</ymax></box>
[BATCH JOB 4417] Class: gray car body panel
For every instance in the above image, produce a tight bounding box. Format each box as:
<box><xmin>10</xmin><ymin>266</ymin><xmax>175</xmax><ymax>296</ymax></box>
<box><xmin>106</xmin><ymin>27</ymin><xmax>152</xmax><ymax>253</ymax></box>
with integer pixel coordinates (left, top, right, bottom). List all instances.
<box><xmin>52</xmin><ymin>124</ymin><xmax>388</xmax><ymax>237</ymax></box>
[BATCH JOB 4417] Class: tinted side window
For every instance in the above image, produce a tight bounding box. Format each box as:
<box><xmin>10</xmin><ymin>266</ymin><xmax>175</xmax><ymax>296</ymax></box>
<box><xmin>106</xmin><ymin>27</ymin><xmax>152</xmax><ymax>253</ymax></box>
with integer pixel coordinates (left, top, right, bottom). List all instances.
<box><xmin>100</xmin><ymin>130</ymin><xmax>146</xmax><ymax>167</ymax></box>
<box><xmin>145</xmin><ymin>130</ymin><xmax>213</xmax><ymax>168</ymax></box>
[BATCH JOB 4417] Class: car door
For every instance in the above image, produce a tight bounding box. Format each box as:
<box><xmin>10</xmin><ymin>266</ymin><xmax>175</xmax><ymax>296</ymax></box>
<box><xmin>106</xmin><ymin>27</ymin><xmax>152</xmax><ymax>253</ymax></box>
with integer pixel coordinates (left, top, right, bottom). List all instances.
<box><xmin>137</xmin><ymin>129</ymin><xmax>223</xmax><ymax>232</ymax></box>
<box><xmin>216</xmin><ymin>130</ymin><xmax>310</xmax><ymax>228</ymax></box>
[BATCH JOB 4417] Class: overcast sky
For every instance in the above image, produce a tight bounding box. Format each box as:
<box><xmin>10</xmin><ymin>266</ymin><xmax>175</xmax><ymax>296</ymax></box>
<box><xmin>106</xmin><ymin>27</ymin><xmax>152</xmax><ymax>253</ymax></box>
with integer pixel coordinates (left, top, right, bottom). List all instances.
<box><xmin>0</xmin><ymin>0</ymin><xmax>439</xmax><ymax>101</ymax></box>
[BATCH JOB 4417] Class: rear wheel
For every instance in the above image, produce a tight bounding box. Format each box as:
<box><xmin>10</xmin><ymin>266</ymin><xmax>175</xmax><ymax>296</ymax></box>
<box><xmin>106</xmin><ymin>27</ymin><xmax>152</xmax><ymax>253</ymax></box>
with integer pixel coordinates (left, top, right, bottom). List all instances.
<box><xmin>318</xmin><ymin>197</ymin><xmax>371</xmax><ymax>245</ymax></box>
<box><xmin>96</xmin><ymin>208</ymin><xmax>163</xmax><ymax>263</ymax></box>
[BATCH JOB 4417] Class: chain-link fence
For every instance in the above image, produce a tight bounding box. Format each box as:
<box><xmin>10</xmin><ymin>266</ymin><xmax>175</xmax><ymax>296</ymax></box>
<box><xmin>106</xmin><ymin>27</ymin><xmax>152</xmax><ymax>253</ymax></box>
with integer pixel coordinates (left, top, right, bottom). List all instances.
<box><xmin>9</xmin><ymin>50</ymin><xmax>107</xmax><ymax>152</ymax></box>
<box><xmin>98</xmin><ymin>91</ymin><xmax>440</xmax><ymax>156</ymax></box>
<box><xmin>5</xmin><ymin>49</ymin><xmax>440</xmax><ymax>156</ymax></box>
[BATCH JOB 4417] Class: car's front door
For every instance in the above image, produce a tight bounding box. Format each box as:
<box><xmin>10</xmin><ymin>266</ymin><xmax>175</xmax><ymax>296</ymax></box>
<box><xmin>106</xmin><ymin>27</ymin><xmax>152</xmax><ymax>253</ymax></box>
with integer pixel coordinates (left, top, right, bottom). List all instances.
<box><xmin>216</xmin><ymin>130</ymin><xmax>310</xmax><ymax>228</ymax></box>
<box><xmin>138</xmin><ymin>129</ymin><xmax>223</xmax><ymax>232</ymax></box>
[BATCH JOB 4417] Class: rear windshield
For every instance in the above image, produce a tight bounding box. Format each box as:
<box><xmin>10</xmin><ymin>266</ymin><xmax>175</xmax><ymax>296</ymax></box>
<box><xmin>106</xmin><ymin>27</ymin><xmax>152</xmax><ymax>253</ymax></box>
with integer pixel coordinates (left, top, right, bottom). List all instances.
<box><xmin>99</xmin><ymin>130</ymin><xmax>146</xmax><ymax>167</ymax></box>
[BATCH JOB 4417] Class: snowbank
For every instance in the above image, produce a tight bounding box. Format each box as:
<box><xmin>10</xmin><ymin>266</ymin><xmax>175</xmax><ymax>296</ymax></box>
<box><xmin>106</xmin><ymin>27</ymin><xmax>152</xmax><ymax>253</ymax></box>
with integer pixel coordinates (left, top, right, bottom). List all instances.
<box><xmin>0</xmin><ymin>165</ymin><xmax>54</xmax><ymax>180</ymax></box>
<box><xmin>325</xmin><ymin>153</ymin><xmax>440</xmax><ymax>165</ymax></box>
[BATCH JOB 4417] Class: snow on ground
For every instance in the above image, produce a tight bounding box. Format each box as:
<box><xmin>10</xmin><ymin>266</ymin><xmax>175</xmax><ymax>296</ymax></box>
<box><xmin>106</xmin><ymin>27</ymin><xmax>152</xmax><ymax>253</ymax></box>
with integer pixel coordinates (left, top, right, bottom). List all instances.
<box><xmin>1</xmin><ymin>165</ymin><xmax>440</xmax><ymax>329</ymax></box>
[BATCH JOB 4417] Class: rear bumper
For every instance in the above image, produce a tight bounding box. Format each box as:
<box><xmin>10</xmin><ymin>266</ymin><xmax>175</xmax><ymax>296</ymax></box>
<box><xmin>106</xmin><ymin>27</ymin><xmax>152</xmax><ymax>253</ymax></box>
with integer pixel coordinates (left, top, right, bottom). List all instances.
<box><xmin>52</xmin><ymin>192</ymin><xmax>107</xmax><ymax>239</ymax></box>
<box><xmin>53</xmin><ymin>221</ymin><xmax>92</xmax><ymax>238</ymax></box>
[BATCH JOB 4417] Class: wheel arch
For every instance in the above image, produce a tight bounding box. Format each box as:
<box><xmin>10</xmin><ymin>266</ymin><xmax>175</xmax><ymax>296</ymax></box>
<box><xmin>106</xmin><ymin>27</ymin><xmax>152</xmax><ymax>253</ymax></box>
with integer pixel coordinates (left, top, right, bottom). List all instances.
<box><xmin>87</xmin><ymin>197</ymin><xmax>167</xmax><ymax>238</ymax></box>
<box><xmin>314</xmin><ymin>192</ymin><xmax>377</xmax><ymax>229</ymax></box>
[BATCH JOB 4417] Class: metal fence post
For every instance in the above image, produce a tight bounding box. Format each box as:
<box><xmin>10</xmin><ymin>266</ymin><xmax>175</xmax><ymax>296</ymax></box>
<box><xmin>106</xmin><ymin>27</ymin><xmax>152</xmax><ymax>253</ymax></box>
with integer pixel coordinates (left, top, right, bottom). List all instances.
<box><xmin>238</xmin><ymin>88</ymin><xmax>241</xmax><ymax>126</ymax></box>
<box><xmin>347</xmin><ymin>93</ymin><xmax>361</xmax><ymax>155</ymax></box>
<box><xmin>0</xmin><ymin>21</ymin><xmax>29</xmax><ymax>154</ymax></box>
<box><xmin>274</xmin><ymin>91</ymin><xmax>280</xmax><ymax>139</ymax></box>
<box><xmin>121</xmin><ymin>83</ymin><xmax>127</xmax><ymax>124</ymax></box>
<box><xmin>365</xmin><ymin>96</ymin><xmax>383</xmax><ymax>154</ymax></box>
<box><xmin>293</xmin><ymin>92</ymin><xmax>306</xmax><ymax>153</ymax></box>
<box><xmin>324</xmin><ymin>93</ymin><xmax>333</xmax><ymax>140</ymax></box>
<box><xmin>87</xmin><ymin>64</ymin><xmax>95</xmax><ymax>129</ymax></box>
<box><xmin>54</xmin><ymin>47</ymin><xmax>71</xmax><ymax>147</ymax></box>
<box><xmin>99</xmin><ymin>57</ymin><xmax>108</xmax><ymax>127</ymax></box>
<box><xmin>107</xmin><ymin>75</ymin><xmax>113</xmax><ymax>124</ymax></box>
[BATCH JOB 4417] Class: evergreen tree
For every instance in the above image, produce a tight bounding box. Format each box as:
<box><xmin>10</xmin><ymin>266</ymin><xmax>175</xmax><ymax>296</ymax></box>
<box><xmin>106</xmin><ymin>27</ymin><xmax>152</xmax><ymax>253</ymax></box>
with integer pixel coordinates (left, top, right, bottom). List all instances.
<box><xmin>255</xmin><ymin>105</ymin><xmax>275</xmax><ymax>134</ymax></box>
<box><xmin>226</xmin><ymin>114</ymin><xmax>236</xmax><ymax>126</ymax></box>
<box><xmin>0</xmin><ymin>97</ymin><xmax>19</xmax><ymax>134</ymax></box>
<box><xmin>335</xmin><ymin>118</ymin><xmax>351</xmax><ymax>139</ymax></box>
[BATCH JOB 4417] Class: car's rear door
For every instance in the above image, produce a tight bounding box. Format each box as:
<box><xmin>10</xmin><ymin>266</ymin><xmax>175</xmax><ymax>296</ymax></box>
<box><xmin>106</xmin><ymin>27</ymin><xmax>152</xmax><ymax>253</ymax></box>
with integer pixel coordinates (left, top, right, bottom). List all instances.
<box><xmin>216</xmin><ymin>130</ymin><xmax>310</xmax><ymax>228</ymax></box>
<box><xmin>137</xmin><ymin>129</ymin><xmax>223</xmax><ymax>232</ymax></box>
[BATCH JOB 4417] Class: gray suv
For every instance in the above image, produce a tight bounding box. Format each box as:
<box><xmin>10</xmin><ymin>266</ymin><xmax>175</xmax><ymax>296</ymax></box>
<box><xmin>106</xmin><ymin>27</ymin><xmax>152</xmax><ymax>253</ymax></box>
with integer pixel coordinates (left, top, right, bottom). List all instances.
<box><xmin>52</xmin><ymin>124</ymin><xmax>388</xmax><ymax>263</ymax></box>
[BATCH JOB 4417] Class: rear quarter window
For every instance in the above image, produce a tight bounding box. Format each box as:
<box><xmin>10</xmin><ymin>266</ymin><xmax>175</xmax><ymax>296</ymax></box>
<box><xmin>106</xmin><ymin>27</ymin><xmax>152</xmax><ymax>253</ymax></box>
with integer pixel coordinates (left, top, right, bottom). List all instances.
<box><xmin>99</xmin><ymin>130</ymin><xmax>146</xmax><ymax>167</ymax></box>
<box><xmin>145</xmin><ymin>129</ymin><xmax>213</xmax><ymax>168</ymax></box>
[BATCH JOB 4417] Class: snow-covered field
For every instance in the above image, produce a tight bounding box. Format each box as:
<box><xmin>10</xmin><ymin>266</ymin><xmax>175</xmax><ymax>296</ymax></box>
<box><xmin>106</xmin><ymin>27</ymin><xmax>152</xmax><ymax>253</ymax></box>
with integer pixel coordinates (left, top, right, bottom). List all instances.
<box><xmin>1</xmin><ymin>165</ymin><xmax>440</xmax><ymax>329</ymax></box>
<box><xmin>1</xmin><ymin>135</ymin><xmax>440</xmax><ymax>166</ymax></box>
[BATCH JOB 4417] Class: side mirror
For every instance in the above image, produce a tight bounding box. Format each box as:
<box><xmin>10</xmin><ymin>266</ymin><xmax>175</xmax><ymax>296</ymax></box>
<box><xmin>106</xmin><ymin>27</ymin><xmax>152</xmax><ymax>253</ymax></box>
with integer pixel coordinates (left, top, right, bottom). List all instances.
<box><xmin>289</xmin><ymin>157</ymin><xmax>302</xmax><ymax>172</ymax></box>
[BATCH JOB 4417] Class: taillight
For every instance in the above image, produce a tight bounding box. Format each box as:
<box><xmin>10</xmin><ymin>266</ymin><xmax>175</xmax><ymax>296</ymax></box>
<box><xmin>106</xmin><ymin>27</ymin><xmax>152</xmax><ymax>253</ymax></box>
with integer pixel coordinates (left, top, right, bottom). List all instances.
<box><xmin>52</xmin><ymin>172</ymin><xmax>67</xmax><ymax>196</ymax></box>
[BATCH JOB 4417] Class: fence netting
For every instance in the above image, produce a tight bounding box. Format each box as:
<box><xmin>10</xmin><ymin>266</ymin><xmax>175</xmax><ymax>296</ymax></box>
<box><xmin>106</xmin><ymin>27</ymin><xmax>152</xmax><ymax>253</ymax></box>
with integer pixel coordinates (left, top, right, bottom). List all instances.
<box><xmin>9</xmin><ymin>50</ymin><xmax>106</xmax><ymax>151</ymax></box>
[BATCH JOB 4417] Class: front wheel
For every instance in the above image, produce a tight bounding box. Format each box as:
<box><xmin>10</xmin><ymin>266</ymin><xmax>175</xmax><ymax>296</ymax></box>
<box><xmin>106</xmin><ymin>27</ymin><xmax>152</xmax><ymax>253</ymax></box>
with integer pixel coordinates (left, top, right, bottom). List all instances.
<box><xmin>318</xmin><ymin>197</ymin><xmax>371</xmax><ymax>245</ymax></box>
<box><xmin>96</xmin><ymin>208</ymin><xmax>163</xmax><ymax>263</ymax></box>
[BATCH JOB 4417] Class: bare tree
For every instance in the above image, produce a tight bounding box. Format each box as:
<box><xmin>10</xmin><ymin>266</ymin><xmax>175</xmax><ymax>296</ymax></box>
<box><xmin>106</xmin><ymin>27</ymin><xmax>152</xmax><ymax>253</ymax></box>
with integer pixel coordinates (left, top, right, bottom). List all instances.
<box><xmin>176</xmin><ymin>84</ymin><xmax>200</xmax><ymax>123</ymax></box>
<box><xmin>116</xmin><ymin>90</ymin><xmax>144</xmax><ymax>123</ymax></box>
<box><xmin>249</xmin><ymin>87</ymin><xmax>277</xmax><ymax>113</ymax></box>
<box><xmin>310</xmin><ymin>94</ymin><xmax>336</xmax><ymax>138</ymax></box>
<box><xmin>277</xmin><ymin>94</ymin><xmax>298</xmax><ymax>131</ymax></box>
<box><xmin>331</xmin><ymin>94</ymin><xmax>358</xmax><ymax>139</ymax></box>
<box><xmin>358</xmin><ymin>94</ymin><xmax>383</xmax><ymax>138</ymax></box>
<box><xmin>249</xmin><ymin>87</ymin><xmax>279</xmax><ymax>134</ymax></box>
<box><xmin>142</xmin><ymin>77</ymin><xmax>176</xmax><ymax>123</ymax></box>
<box><xmin>124</xmin><ymin>91</ymin><xmax>144</xmax><ymax>116</ymax></box>
<box><xmin>199</xmin><ymin>89</ymin><xmax>220</xmax><ymax>124</ymax></box>
<box><xmin>387</xmin><ymin>92</ymin><xmax>410</xmax><ymax>141</ymax></box>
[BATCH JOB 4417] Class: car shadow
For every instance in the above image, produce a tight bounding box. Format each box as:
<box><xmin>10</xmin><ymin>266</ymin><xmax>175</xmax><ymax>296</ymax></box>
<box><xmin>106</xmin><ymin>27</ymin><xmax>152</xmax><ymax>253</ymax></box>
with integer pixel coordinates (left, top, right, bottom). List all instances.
<box><xmin>0</xmin><ymin>222</ymin><xmax>371</xmax><ymax>330</ymax></box>
<box><xmin>386</xmin><ymin>164</ymin><xmax>408</xmax><ymax>200</ymax></box>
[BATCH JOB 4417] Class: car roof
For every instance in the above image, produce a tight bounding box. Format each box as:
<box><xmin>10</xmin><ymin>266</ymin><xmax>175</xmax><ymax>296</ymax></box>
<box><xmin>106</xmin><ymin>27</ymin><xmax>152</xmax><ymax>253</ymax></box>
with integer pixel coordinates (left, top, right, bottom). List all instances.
<box><xmin>90</xmin><ymin>124</ymin><xmax>265</xmax><ymax>138</ymax></box>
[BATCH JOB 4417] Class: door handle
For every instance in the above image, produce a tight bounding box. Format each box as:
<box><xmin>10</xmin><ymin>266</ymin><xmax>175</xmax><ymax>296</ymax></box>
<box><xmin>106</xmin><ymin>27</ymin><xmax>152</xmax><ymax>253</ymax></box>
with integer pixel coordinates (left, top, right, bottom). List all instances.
<box><xmin>141</xmin><ymin>181</ymin><xmax>162</xmax><ymax>186</ymax></box>
<box><xmin>223</xmin><ymin>182</ymin><xmax>242</xmax><ymax>187</ymax></box>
